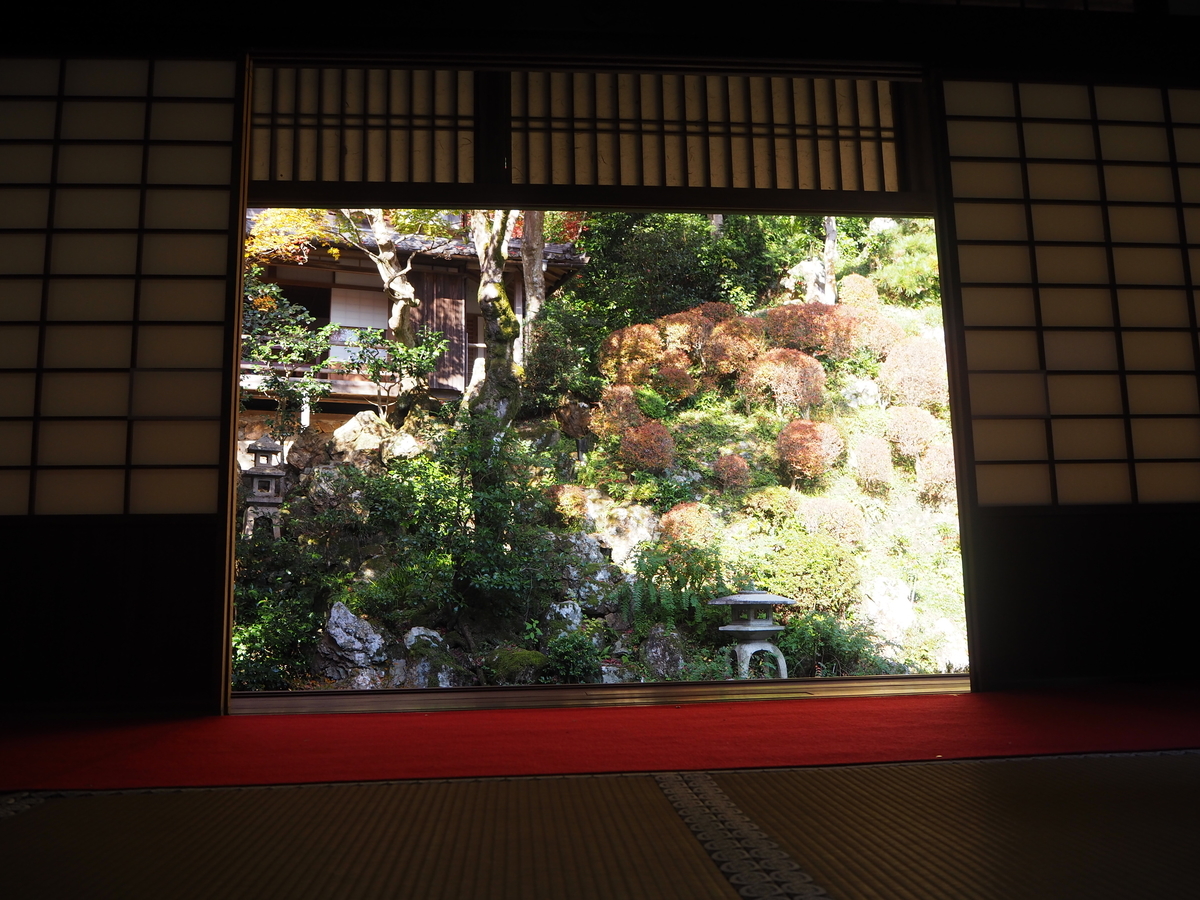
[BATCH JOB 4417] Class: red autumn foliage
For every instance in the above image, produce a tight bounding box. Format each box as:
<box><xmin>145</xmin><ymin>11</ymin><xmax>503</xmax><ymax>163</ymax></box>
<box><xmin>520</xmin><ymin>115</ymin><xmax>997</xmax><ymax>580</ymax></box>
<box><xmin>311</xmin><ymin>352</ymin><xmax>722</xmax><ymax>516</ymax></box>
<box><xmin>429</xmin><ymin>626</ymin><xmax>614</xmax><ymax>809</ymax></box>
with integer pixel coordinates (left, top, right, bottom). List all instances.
<box><xmin>590</xmin><ymin>384</ymin><xmax>646</xmax><ymax>439</ymax></box>
<box><xmin>777</xmin><ymin>419</ymin><xmax>844</xmax><ymax>483</ymax></box>
<box><xmin>884</xmin><ymin>405</ymin><xmax>940</xmax><ymax>458</ymax></box>
<box><xmin>659</xmin><ymin>502</ymin><xmax>716</xmax><ymax>546</ymax></box>
<box><xmin>652</xmin><ymin>365</ymin><xmax>698</xmax><ymax>402</ymax></box>
<box><xmin>798</xmin><ymin>497</ymin><xmax>866</xmax><ymax>548</ymax></box>
<box><xmin>738</xmin><ymin>348</ymin><xmax>825</xmax><ymax>413</ymax></box>
<box><xmin>852</xmin><ymin>435</ymin><xmax>894</xmax><ymax>491</ymax></box>
<box><xmin>765</xmin><ymin>302</ymin><xmax>862</xmax><ymax>361</ymax></box>
<box><xmin>917</xmin><ymin>442</ymin><xmax>958</xmax><ymax>505</ymax></box>
<box><xmin>618</xmin><ymin>420</ymin><xmax>677</xmax><ymax>472</ymax></box>
<box><xmin>703</xmin><ymin>316</ymin><xmax>767</xmax><ymax>378</ymax></box>
<box><xmin>656</xmin><ymin>309</ymin><xmax>715</xmax><ymax>360</ymax></box>
<box><xmin>598</xmin><ymin>323</ymin><xmax>663</xmax><ymax>385</ymax></box>
<box><xmin>712</xmin><ymin>454</ymin><xmax>751</xmax><ymax>492</ymax></box>
<box><xmin>879</xmin><ymin>336</ymin><xmax>949</xmax><ymax>409</ymax></box>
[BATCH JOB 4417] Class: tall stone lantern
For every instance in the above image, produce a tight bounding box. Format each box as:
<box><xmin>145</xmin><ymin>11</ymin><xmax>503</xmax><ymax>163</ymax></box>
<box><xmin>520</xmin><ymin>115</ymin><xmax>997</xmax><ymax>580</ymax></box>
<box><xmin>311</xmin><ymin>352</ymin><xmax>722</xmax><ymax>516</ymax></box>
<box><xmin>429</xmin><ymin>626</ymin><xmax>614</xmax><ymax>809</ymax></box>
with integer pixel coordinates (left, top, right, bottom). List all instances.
<box><xmin>709</xmin><ymin>586</ymin><xmax>796</xmax><ymax>679</ymax></box>
<box><xmin>242</xmin><ymin>436</ymin><xmax>285</xmax><ymax>539</ymax></box>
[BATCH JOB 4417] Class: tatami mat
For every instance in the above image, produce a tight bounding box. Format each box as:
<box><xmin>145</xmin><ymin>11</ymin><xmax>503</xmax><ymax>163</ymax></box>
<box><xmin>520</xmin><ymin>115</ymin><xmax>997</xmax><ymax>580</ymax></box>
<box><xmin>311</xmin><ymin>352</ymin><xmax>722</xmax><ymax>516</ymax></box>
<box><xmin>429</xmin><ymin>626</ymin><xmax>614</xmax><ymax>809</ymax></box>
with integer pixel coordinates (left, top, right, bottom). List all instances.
<box><xmin>1</xmin><ymin>775</ymin><xmax>735</xmax><ymax>900</ymax></box>
<box><xmin>717</xmin><ymin>752</ymin><xmax>1200</xmax><ymax>899</ymax></box>
<box><xmin>3</xmin><ymin>752</ymin><xmax>1197</xmax><ymax>899</ymax></box>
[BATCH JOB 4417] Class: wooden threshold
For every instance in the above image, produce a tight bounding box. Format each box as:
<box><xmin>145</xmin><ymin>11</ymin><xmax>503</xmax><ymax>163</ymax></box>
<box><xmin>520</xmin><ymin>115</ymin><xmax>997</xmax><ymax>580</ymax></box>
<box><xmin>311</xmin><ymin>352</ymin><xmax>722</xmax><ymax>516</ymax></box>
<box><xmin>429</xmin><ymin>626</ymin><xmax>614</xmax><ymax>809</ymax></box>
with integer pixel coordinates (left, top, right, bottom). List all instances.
<box><xmin>229</xmin><ymin>673</ymin><xmax>970</xmax><ymax>715</ymax></box>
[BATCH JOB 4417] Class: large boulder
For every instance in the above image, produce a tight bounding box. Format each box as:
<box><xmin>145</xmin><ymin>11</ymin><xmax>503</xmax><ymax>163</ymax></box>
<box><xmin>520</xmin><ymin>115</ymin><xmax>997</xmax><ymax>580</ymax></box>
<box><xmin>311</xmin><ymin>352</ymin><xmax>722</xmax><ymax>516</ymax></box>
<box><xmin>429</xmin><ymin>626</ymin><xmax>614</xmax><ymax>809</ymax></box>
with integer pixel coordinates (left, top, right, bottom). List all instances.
<box><xmin>578</xmin><ymin>491</ymin><xmax>659</xmax><ymax>566</ymax></box>
<box><xmin>548</xmin><ymin>600</ymin><xmax>584</xmax><ymax>632</ymax></box>
<box><xmin>639</xmin><ymin>624</ymin><xmax>688</xmax><ymax>681</ymax></box>
<box><xmin>331</xmin><ymin>411</ymin><xmax>393</xmax><ymax>468</ymax></box>
<box><xmin>315</xmin><ymin>601</ymin><xmax>406</xmax><ymax>688</ymax></box>
<box><xmin>286</xmin><ymin>427</ymin><xmax>335</xmax><ymax>473</ymax></box>
<box><xmin>401</xmin><ymin>627</ymin><xmax>470</xmax><ymax>688</ymax></box>
<box><xmin>558</xmin><ymin>532</ymin><xmax>628</xmax><ymax>613</ymax></box>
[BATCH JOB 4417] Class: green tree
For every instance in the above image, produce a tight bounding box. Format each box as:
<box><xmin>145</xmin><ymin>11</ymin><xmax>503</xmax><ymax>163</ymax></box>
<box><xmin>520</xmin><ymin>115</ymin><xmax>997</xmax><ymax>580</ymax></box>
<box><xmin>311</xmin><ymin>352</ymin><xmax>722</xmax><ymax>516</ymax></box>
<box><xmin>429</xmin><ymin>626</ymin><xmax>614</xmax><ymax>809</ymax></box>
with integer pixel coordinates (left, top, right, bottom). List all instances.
<box><xmin>524</xmin><ymin>212</ymin><xmax>780</xmax><ymax>411</ymax></box>
<box><xmin>241</xmin><ymin>266</ymin><xmax>339</xmax><ymax>437</ymax></box>
<box><xmin>339</xmin><ymin>327</ymin><xmax>448</xmax><ymax>422</ymax></box>
<box><xmin>246</xmin><ymin>208</ymin><xmax>461</xmax><ymax>423</ymax></box>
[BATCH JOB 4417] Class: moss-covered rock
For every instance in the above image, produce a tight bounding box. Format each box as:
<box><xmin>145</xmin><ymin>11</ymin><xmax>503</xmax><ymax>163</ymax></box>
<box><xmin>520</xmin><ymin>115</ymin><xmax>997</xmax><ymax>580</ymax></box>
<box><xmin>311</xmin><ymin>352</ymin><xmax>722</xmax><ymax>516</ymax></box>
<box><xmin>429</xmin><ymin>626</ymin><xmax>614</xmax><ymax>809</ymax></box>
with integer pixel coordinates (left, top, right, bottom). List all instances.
<box><xmin>483</xmin><ymin>647</ymin><xmax>549</xmax><ymax>684</ymax></box>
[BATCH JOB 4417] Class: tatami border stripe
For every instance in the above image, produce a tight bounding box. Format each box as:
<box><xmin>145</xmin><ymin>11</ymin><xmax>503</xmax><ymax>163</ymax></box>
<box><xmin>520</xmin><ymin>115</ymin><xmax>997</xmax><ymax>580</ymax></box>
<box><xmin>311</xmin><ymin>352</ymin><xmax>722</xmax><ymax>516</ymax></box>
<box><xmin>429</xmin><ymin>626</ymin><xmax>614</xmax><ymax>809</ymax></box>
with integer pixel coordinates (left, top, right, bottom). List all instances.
<box><xmin>654</xmin><ymin>771</ymin><xmax>829</xmax><ymax>898</ymax></box>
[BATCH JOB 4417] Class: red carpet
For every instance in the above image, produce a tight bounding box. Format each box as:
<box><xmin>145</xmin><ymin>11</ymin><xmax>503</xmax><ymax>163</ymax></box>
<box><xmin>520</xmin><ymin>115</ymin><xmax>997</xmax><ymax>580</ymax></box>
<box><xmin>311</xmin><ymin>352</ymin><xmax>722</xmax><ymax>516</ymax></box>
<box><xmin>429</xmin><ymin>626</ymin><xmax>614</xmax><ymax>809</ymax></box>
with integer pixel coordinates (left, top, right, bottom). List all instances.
<box><xmin>4</xmin><ymin>684</ymin><xmax>1199</xmax><ymax>791</ymax></box>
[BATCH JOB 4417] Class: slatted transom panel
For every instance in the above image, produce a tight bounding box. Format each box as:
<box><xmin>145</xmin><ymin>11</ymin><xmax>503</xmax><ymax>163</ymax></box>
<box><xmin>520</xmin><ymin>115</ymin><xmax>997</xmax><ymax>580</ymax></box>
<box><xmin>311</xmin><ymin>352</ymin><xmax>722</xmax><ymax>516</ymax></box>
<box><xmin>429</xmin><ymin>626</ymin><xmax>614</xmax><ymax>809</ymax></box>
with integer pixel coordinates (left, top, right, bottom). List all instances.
<box><xmin>510</xmin><ymin>71</ymin><xmax>900</xmax><ymax>192</ymax></box>
<box><xmin>250</xmin><ymin>66</ymin><xmax>475</xmax><ymax>185</ymax></box>
<box><xmin>946</xmin><ymin>81</ymin><xmax>1200</xmax><ymax>505</ymax></box>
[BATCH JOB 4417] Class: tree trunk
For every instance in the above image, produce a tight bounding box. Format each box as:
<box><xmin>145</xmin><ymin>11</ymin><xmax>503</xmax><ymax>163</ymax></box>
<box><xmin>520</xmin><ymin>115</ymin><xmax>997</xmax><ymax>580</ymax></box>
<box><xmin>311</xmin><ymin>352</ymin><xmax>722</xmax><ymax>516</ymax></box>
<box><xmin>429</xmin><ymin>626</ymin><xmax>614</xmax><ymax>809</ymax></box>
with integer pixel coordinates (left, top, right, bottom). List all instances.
<box><xmin>518</xmin><ymin>210</ymin><xmax>545</xmax><ymax>368</ymax></box>
<box><xmin>459</xmin><ymin>210</ymin><xmax>523</xmax><ymax>542</ymax></box>
<box><xmin>821</xmin><ymin>216</ymin><xmax>838</xmax><ymax>305</ymax></box>
<box><xmin>338</xmin><ymin>209</ymin><xmax>427</xmax><ymax>425</ymax></box>
<box><xmin>463</xmin><ymin>210</ymin><xmax>522</xmax><ymax>429</ymax></box>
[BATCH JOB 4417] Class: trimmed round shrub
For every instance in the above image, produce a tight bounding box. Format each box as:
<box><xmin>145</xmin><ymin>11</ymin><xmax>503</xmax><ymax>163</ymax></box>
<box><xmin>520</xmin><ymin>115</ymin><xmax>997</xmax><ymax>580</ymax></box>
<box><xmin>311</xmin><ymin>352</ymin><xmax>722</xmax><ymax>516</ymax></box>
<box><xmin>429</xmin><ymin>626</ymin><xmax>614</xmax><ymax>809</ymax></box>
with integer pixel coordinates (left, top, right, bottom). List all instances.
<box><xmin>765</xmin><ymin>302</ymin><xmax>862</xmax><ymax>361</ymax></box>
<box><xmin>884</xmin><ymin>405</ymin><xmax>940</xmax><ymax>459</ymax></box>
<box><xmin>652</xmin><ymin>364</ymin><xmax>698</xmax><ymax>402</ymax></box>
<box><xmin>852</xmin><ymin>434</ymin><xmax>894</xmax><ymax>491</ymax></box>
<box><xmin>656</xmin><ymin>309</ymin><xmax>715</xmax><ymax>360</ymax></box>
<box><xmin>798</xmin><ymin>497</ymin><xmax>866</xmax><ymax>548</ymax></box>
<box><xmin>837</xmin><ymin>273</ymin><xmax>880</xmax><ymax>309</ymax></box>
<box><xmin>777</xmin><ymin>419</ymin><xmax>844</xmax><ymax>484</ymax></box>
<box><xmin>738</xmin><ymin>348</ymin><xmax>825</xmax><ymax>413</ymax></box>
<box><xmin>619</xmin><ymin>420</ymin><xmax>677</xmax><ymax>472</ymax></box>
<box><xmin>590</xmin><ymin>384</ymin><xmax>646</xmax><ymax>439</ymax></box>
<box><xmin>598</xmin><ymin>323</ymin><xmax>663</xmax><ymax>385</ymax></box>
<box><xmin>712</xmin><ymin>454</ymin><xmax>751</xmax><ymax>492</ymax></box>
<box><xmin>703</xmin><ymin>316</ymin><xmax>767</xmax><ymax>378</ymax></box>
<box><xmin>860</xmin><ymin>313</ymin><xmax>908</xmax><ymax>359</ymax></box>
<box><xmin>918</xmin><ymin>442</ymin><xmax>958</xmax><ymax>505</ymax></box>
<box><xmin>879</xmin><ymin>336</ymin><xmax>949</xmax><ymax>409</ymax></box>
<box><xmin>659</xmin><ymin>501</ymin><xmax>717</xmax><ymax>546</ymax></box>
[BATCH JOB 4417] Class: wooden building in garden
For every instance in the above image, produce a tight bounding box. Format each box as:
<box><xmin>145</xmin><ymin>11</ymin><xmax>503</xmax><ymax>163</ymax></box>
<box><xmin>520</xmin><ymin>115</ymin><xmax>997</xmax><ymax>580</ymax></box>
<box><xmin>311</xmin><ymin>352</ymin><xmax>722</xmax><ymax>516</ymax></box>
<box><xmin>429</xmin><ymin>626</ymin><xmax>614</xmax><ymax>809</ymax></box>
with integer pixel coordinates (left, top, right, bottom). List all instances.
<box><xmin>249</xmin><ymin>230</ymin><xmax>584</xmax><ymax>407</ymax></box>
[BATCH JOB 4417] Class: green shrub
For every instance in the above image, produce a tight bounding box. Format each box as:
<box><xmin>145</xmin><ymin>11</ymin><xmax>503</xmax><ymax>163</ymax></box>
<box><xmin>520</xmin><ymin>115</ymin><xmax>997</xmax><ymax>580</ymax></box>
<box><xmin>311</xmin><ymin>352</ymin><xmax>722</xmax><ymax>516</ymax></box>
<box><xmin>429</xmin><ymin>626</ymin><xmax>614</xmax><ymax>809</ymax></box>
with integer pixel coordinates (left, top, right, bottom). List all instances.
<box><xmin>756</xmin><ymin>527</ymin><xmax>861</xmax><ymax>618</ymax></box>
<box><xmin>776</xmin><ymin>611</ymin><xmax>899</xmax><ymax>677</ymax></box>
<box><xmin>619</xmin><ymin>540</ymin><xmax>741</xmax><ymax>637</ymax></box>
<box><xmin>633</xmin><ymin>386</ymin><xmax>670</xmax><ymax>419</ymax></box>
<box><xmin>544</xmin><ymin>631</ymin><xmax>602</xmax><ymax>683</ymax></box>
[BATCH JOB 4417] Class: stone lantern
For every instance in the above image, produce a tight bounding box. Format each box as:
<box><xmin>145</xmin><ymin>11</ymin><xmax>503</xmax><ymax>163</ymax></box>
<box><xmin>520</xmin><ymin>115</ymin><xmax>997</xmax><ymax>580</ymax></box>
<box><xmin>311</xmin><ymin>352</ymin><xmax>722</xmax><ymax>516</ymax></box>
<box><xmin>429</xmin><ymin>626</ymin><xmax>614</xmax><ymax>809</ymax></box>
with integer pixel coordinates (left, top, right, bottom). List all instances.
<box><xmin>709</xmin><ymin>585</ymin><xmax>796</xmax><ymax>679</ymax></box>
<box><xmin>242</xmin><ymin>436</ymin><xmax>285</xmax><ymax>539</ymax></box>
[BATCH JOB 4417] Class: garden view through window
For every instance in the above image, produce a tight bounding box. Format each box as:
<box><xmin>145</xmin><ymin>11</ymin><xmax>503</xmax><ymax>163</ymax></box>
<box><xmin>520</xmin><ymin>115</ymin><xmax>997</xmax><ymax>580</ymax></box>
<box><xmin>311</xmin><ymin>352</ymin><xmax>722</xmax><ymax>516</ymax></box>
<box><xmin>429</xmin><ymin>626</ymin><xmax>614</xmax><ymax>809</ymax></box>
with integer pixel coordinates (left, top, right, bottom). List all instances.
<box><xmin>233</xmin><ymin>209</ymin><xmax>968</xmax><ymax>692</ymax></box>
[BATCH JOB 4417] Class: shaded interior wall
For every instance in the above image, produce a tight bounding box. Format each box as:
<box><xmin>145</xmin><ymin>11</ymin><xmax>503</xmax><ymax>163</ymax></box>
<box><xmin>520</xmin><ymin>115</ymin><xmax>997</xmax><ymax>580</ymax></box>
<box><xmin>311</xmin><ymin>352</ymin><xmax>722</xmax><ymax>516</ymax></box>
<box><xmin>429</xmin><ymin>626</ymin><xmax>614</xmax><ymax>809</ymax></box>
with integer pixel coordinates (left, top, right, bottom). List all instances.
<box><xmin>1</xmin><ymin>516</ymin><xmax>229</xmax><ymax>716</ymax></box>
<box><xmin>967</xmin><ymin>507</ymin><xmax>1200</xmax><ymax>689</ymax></box>
<box><xmin>5</xmin><ymin>10</ymin><xmax>1200</xmax><ymax>717</ymax></box>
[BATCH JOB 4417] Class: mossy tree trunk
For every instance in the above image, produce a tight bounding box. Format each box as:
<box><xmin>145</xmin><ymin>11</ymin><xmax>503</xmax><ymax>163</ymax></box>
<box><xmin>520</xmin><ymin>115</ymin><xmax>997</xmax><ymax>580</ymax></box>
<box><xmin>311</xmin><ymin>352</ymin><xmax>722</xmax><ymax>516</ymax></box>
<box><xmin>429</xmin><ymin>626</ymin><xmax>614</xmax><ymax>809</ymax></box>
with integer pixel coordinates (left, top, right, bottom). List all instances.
<box><xmin>463</xmin><ymin>209</ymin><xmax>523</xmax><ymax>428</ymax></box>
<box><xmin>461</xmin><ymin>209</ymin><xmax>523</xmax><ymax>541</ymax></box>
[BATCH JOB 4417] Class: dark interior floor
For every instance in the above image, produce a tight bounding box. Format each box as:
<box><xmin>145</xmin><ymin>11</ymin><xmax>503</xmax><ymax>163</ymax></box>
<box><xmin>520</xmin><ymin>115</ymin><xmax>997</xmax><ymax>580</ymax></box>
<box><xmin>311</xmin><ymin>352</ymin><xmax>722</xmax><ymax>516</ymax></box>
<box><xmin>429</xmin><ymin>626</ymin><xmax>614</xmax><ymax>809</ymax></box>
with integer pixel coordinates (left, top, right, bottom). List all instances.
<box><xmin>4</xmin><ymin>750</ymin><xmax>1197</xmax><ymax>900</ymax></box>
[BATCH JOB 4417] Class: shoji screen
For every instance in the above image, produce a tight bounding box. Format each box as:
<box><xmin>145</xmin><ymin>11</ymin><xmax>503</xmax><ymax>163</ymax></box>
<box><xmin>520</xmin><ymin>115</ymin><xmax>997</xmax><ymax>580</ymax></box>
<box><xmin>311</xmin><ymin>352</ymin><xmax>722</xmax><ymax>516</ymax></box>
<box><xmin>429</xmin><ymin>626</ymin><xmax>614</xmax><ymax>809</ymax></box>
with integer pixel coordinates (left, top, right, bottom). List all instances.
<box><xmin>0</xmin><ymin>59</ymin><xmax>241</xmax><ymax>515</ymax></box>
<box><xmin>945</xmin><ymin>81</ymin><xmax>1200</xmax><ymax>505</ymax></box>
